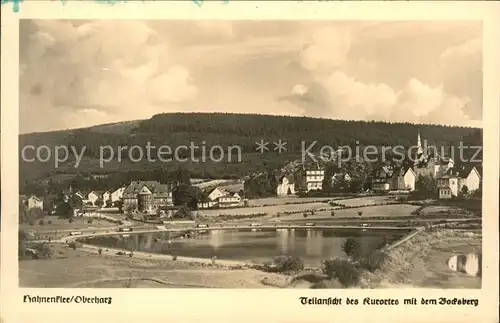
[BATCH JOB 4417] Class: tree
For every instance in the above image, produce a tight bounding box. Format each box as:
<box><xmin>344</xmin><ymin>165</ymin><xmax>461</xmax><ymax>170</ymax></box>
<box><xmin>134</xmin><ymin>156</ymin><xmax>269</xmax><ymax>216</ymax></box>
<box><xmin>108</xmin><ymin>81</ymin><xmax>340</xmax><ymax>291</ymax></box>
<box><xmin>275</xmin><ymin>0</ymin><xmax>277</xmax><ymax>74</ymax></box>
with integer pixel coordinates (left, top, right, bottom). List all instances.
<box><xmin>173</xmin><ymin>184</ymin><xmax>202</xmax><ymax>208</ymax></box>
<box><xmin>461</xmin><ymin>185</ymin><xmax>469</xmax><ymax>196</ymax></box>
<box><xmin>114</xmin><ymin>200</ymin><xmax>124</xmax><ymax>212</ymax></box>
<box><xmin>105</xmin><ymin>200</ymin><xmax>113</xmax><ymax>208</ymax></box>
<box><xmin>70</xmin><ymin>194</ymin><xmax>83</xmax><ymax>209</ymax></box>
<box><xmin>55</xmin><ymin>202</ymin><xmax>73</xmax><ymax>218</ymax></box>
<box><xmin>322</xmin><ymin>258</ymin><xmax>361</xmax><ymax>288</ymax></box>
<box><xmin>18</xmin><ymin>230</ymin><xmax>27</xmax><ymax>258</ymax></box>
<box><xmin>341</xmin><ymin>238</ymin><xmax>361</xmax><ymax>260</ymax></box>
<box><xmin>415</xmin><ymin>175</ymin><xmax>438</xmax><ymax>198</ymax></box>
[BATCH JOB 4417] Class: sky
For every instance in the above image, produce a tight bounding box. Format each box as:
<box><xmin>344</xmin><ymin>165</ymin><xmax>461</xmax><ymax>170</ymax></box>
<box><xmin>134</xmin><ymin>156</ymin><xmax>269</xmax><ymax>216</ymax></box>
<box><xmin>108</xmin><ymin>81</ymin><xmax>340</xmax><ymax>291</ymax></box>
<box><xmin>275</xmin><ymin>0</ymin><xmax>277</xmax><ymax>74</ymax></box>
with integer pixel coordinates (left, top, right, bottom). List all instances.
<box><xmin>19</xmin><ymin>20</ymin><xmax>483</xmax><ymax>134</ymax></box>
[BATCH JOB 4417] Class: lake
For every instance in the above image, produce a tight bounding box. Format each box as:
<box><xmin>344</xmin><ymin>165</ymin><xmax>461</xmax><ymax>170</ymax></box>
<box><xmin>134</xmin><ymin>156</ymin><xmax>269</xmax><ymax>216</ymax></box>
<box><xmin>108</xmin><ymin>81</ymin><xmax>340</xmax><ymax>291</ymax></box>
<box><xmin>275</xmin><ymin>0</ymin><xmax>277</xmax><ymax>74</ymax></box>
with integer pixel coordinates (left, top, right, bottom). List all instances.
<box><xmin>82</xmin><ymin>229</ymin><xmax>405</xmax><ymax>266</ymax></box>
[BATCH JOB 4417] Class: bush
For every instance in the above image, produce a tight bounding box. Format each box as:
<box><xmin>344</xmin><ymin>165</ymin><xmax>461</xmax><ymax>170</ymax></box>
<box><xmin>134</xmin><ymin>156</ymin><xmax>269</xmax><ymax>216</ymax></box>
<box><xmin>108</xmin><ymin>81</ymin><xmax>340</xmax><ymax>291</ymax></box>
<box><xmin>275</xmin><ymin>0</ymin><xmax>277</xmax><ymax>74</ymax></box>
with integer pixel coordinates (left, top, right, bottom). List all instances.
<box><xmin>357</xmin><ymin>211</ymin><xmax>363</xmax><ymax>217</ymax></box>
<box><xmin>359</xmin><ymin>251</ymin><xmax>388</xmax><ymax>273</ymax></box>
<box><xmin>303</xmin><ymin>213</ymin><xmax>308</xmax><ymax>218</ymax></box>
<box><xmin>341</xmin><ymin>238</ymin><xmax>361</xmax><ymax>260</ymax></box>
<box><xmin>68</xmin><ymin>242</ymin><xmax>78</xmax><ymax>250</ymax></box>
<box><xmin>310</xmin><ymin>281</ymin><xmax>328</xmax><ymax>289</ymax></box>
<box><xmin>38</xmin><ymin>219</ymin><xmax>45</xmax><ymax>225</ymax></box>
<box><xmin>129</xmin><ymin>252</ymin><xmax>134</xmax><ymax>257</ymax></box>
<box><xmin>48</xmin><ymin>220</ymin><xmax>52</xmax><ymax>225</ymax></box>
<box><xmin>172</xmin><ymin>255</ymin><xmax>177</xmax><ymax>261</ymax></box>
<box><xmin>273</xmin><ymin>256</ymin><xmax>304</xmax><ymax>273</ymax></box>
<box><xmin>87</xmin><ymin>219</ymin><xmax>93</xmax><ymax>224</ymax></box>
<box><xmin>98</xmin><ymin>248</ymin><xmax>103</xmax><ymax>255</ymax></box>
<box><xmin>322</xmin><ymin>259</ymin><xmax>360</xmax><ymax>288</ymax></box>
<box><xmin>33</xmin><ymin>243</ymin><xmax>53</xmax><ymax>259</ymax></box>
<box><xmin>331</xmin><ymin>211</ymin><xmax>335</xmax><ymax>217</ymax></box>
<box><xmin>68</xmin><ymin>218</ymin><xmax>74</xmax><ymax>223</ymax></box>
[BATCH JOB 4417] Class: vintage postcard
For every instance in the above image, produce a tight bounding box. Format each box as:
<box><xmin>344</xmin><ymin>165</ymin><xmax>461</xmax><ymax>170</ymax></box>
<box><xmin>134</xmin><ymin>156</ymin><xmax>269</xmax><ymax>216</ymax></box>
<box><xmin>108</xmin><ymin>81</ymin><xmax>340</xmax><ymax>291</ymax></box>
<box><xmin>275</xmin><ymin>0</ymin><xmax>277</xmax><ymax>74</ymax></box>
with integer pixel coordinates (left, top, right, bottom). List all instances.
<box><xmin>1</xmin><ymin>1</ymin><xmax>499</xmax><ymax>322</ymax></box>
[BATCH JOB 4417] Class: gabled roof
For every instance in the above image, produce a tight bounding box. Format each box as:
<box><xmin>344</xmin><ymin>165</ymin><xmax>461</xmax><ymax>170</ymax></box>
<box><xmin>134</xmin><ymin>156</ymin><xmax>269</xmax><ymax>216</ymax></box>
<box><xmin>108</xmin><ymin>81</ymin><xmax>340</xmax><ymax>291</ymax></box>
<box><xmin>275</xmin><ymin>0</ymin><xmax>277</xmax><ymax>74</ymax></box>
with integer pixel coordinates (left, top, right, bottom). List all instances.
<box><xmin>29</xmin><ymin>195</ymin><xmax>44</xmax><ymax>202</ymax></box>
<box><xmin>123</xmin><ymin>181</ymin><xmax>169</xmax><ymax>195</ymax></box>
<box><xmin>456</xmin><ymin>165</ymin><xmax>481</xmax><ymax>179</ymax></box>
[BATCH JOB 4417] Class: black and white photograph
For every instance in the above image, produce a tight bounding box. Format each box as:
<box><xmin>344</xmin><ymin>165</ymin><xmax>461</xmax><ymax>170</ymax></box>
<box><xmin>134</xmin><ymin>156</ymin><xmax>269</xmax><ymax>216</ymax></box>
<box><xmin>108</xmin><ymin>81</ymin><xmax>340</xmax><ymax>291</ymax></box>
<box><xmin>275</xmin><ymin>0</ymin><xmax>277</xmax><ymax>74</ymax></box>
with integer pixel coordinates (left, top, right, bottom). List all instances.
<box><xmin>16</xmin><ymin>18</ymin><xmax>486</xmax><ymax>290</ymax></box>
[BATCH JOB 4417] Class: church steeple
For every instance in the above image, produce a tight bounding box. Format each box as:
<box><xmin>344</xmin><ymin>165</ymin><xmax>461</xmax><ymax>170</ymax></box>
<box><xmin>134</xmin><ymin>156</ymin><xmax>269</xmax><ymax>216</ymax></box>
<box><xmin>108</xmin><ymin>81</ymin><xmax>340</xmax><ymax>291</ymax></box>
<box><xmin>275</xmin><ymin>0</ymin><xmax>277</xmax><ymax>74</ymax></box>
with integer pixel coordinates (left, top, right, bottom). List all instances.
<box><xmin>417</xmin><ymin>130</ymin><xmax>423</xmax><ymax>155</ymax></box>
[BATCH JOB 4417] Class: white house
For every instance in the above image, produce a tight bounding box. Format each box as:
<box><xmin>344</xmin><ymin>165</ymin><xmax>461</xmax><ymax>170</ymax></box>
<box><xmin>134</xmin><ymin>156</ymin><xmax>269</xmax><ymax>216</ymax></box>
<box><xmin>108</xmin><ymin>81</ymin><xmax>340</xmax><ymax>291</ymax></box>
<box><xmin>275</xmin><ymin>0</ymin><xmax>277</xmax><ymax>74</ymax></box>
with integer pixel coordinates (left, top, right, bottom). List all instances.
<box><xmin>437</xmin><ymin>165</ymin><xmax>481</xmax><ymax>199</ymax></box>
<box><xmin>197</xmin><ymin>201</ymin><xmax>218</xmax><ymax>209</ymax></box>
<box><xmin>208</xmin><ymin>187</ymin><xmax>228</xmax><ymax>201</ymax></box>
<box><xmin>392</xmin><ymin>167</ymin><xmax>416</xmax><ymax>191</ymax></box>
<box><xmin>370</xmin><ymin>166</ymin><xmax>394</xmax><ymax>192</ymax></box>
<box><xmin>437</xmin><ymin>174</ymin><xmax>460</xmax><ymax>199</ymax></box>
<box><xmin>87</xmin><ymin>191</ymin><xmax>102</xmax><ymax>205</ymax></box>
<box><xmin>277</xmin><ymin>174</ymin><xmax>295</xmax><ymax>196</ymax></box>
<box><xmin>460</xmin><ymin>166</ymin><xmax>481</xmax><ymax>192</ymax></box>
<box><xmin>305</xmin><ymin>168</ymin><xmax>325</xmax><ymax>192</ymax></box>
<box><xmin>102</xmin><ymin>191</ymin><xmax>111</xmax><ymax>203</ymax></box>
<box><xmin>111</xmin><ymin>187</ymin><xmax>125</xmax><ymax>202</ymax></box>
<box><xmin>27</xmin><ymin>195</ymin><xmax>43</xmax><ymax>210</ymax></box>
<box><xmin>218</xmin><ymin>193</ymin><xmax>241</xmax><ymax>208</ymax></box>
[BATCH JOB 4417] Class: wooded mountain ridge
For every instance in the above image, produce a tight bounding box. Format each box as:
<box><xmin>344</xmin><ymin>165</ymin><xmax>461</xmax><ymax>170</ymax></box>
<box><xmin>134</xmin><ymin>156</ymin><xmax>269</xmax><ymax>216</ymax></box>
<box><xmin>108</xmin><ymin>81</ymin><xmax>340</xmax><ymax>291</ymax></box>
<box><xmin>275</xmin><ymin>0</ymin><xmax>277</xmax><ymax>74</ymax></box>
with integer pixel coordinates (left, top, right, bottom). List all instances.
<box><xmin>19</xmin><ymin>112</ymin><xmax>482</xmax><ymax>183</ymax></box>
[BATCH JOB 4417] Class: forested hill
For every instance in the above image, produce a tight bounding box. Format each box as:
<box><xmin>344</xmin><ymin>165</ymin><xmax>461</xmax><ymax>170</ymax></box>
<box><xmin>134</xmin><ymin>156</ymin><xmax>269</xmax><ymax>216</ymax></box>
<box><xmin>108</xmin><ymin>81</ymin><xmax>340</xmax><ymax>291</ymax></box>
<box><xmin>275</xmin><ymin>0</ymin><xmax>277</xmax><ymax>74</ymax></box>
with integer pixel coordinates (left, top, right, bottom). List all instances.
<box><xmin>19</xmin><ymin>113</ymin><xmax>482</xmax><ymax>182</ymax></box>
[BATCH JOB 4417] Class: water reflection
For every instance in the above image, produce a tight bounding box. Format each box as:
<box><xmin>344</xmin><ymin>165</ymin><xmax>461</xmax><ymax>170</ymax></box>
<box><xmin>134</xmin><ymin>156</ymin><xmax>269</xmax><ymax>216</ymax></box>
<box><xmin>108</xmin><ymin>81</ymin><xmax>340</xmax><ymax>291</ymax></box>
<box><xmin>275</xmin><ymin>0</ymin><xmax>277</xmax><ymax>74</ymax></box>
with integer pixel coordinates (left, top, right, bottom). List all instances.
<box><xmin>305</xmin><ymin>229</ymin><xmax>324</xmax><ymax>257</ymax></box>
<box><xmin>209</xmin><ymin>230</ymin><xmax>223</xmax><ymax>250</ymax></box>
<box><xmin>83</xmin><ymin>228</ymin><xmax>403</xmax><ymax>266</ymax></box>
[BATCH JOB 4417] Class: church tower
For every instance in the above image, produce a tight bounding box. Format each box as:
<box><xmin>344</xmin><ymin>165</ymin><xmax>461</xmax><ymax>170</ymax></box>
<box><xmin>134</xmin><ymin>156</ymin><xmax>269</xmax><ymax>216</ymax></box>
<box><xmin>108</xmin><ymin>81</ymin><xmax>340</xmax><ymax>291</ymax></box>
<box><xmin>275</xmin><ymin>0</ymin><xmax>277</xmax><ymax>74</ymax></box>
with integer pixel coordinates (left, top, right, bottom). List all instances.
<box><xmin>417</xmin><ymin>131</ymin><xmax>424</xmax><ymax>155</ymax></box>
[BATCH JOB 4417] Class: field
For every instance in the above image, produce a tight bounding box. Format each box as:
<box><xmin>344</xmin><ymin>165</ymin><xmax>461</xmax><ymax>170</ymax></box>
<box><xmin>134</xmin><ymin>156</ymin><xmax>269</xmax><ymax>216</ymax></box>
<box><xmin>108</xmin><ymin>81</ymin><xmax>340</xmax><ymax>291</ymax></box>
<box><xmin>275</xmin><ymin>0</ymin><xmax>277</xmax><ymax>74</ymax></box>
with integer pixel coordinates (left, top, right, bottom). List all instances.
<box><xmin>196</xmin><ymin>196</ymin><xmax>408</xmax><ymax>219</ymax></box>
<box><xmin>18</xmin><ymin>243</ymin><xmax>288</xmax><ymax>288</ymax></box>
<box><xmin>279</xmin><ymin>204</ymin><xmax>421</xmax><ymax>221</ymax></box>
<box><xmin>19</xmin><ymin>215</ymin><xmax>117</xmax><ymax>232</ymax></box>
<box><xmin>247</xmin><ymin>196</ymin><xmax>333</xmax><ymax>206</ymax></box>
<box><xmin>196</xmin><ymin>202</ymin><xmax>330</xmax><ymax>217</ymax></box>
<box><xmin>360</xmin><ymin>229</ymin><xmax>482</xmax><ymax>288</ymax></box>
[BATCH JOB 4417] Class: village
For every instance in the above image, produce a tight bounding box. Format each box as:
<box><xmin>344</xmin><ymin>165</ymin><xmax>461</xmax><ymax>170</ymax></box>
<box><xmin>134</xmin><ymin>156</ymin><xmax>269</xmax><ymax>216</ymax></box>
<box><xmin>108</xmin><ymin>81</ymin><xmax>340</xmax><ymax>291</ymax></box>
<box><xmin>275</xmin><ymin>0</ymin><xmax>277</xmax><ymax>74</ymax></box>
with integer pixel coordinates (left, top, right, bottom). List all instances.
<box><xmin>20</xmin><ymin>132</ymin><xmax>482</xmax><ymax>221</ymax></box>
<box><xmin>17</xmin><ymin>131</ymin><xmax>483</xmax><ymax>289</ymax></box>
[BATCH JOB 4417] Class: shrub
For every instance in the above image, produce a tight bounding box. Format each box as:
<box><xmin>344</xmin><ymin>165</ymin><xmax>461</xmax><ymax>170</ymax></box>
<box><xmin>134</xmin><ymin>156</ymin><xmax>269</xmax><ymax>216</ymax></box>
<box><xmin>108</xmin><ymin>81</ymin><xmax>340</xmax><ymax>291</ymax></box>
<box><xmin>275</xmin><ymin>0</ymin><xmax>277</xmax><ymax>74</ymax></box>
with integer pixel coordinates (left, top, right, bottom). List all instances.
<box><xmin>357</xmin><ymin>211</ymin><xmax>363</xmax><ymax>217</ymax></box>
<box><xmin>87</xmin><ymin>219</ymin><xmax>93</xmax><ymax>224</ymax></box>
<box><xmin>69</xmin><ymin>242</ymin><xmax>78</xmax><ymax>250</ymax></box>
<box><xmin>322</xmin><ymin>259</ymin><xmax>360</xmax><ymax>288</ymax></box>
<box><xmin>48</xmin><ymin>220</ymin><xmax>52</xmax><ymax>224</ymax></box>
<box><xmin>359</xmin><ymin>251</ymin><xmax>388</xmax><ymax>273</ymax></box>
<box><xmin>273</xmin><ymin>256</ymin><xmax>304</xmax><ymax>273</ymax></box>
<box><xmin>341</xmin><ymin>238</ymin><xmax>361</xmax><ymax>260</ymax></box>
<box><xmin>68</xmin><ymin>218</ymin><xmax>74</xmax><ymax>223</ymax></box>
<box><xmin>38</xmin><ymin>219</ymin><xmax>45</xmax><ymax>225</ymax></box>
<box><xmin>331</xmin><ymin>211</ymin><xmax>335</xmax><ymax>217</ymax></box>
<box><xmin>310</xmin><ymin>281</ymin><xmax>328</xmax><ymax>289</ymax></box>
<box><xmin>303</xmin><ymin>213</ymin><xmax>308</xmax><ymax>218</ymax></box>
<box><xmin>98</xmin><ymin>248</ymin><xmax>103</xmax><ymax>255</ymax></box>
<box><xmin>172</xmin><ymin>255</ymin><xmax>178</xmax><ymax>261</ymax></box>
<box><xmin>129</xmin><ymin>252</ymin><xmax>134</xmax><ymax>257</ymax></box>
<box><xmin>33</xmin><ymin>243</ymin><xmax>53</xmax><ymax>259</ymax></box>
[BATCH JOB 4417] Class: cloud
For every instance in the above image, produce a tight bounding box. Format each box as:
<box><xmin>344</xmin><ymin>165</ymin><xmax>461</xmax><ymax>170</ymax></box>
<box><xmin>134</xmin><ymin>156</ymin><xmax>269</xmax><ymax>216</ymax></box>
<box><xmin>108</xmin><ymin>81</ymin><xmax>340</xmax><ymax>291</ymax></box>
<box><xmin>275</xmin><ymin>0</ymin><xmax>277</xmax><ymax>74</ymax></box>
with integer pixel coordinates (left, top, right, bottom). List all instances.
<box><xmin>440</xmin><ymin>37</ymin><xmax>482</xmax><ymax>119</ymax></box>
<box><xmin>20</xmin><ymin>20</ymin><xmax>198</xmax><ymax>133</ymax></box>
<box><xmin>287</xmin><ymin>23</ymin><xmax>482</xmax><ymax>127</ymax></box>
<box><xmin>299</xmin><ymin>26</ymin><xmax>352</xmax><ymax>73</ymax></box>
<box><xmin>20</xmin><ymin>20</ymin><xmax>482</xmax><ymax>133</ymax></box>
<box><xmin>286</xmin><ymin>73</ymin><xmax>478</xmax><ymax>127</ymax></box>
<box><xmin>291</xmin><ymin>84</ymin><xmax>308</xmax><ymax>96</ymax></box>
